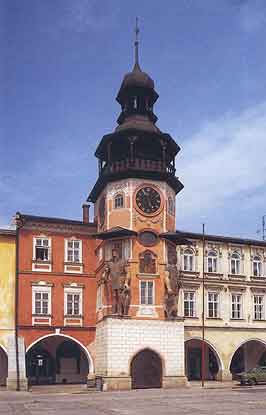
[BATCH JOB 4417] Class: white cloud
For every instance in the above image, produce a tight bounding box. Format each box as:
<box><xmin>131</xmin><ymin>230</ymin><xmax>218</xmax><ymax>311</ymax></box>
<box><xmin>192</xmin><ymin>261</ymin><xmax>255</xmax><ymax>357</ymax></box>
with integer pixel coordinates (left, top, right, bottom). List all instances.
<box><xmin>177</xmin><ymin>101</ymin><xmax>266</xmax><ymax>224</ymax></box>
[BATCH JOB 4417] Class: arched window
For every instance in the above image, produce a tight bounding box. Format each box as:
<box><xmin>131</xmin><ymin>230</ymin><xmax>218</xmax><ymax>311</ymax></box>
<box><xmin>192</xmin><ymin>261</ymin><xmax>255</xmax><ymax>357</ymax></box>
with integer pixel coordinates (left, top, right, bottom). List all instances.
<box><xmin>207</xmin><ymin>250</ymin><xmax>218</xmax><ymax>273</ymax></box>
<box><xmin>183</xmin><ymin>248</ymin><xmax>194</xmax><ymax>272</ymax></box>
<box><xmin>139</xmin><ymin>250</ymin><xmax>156</xmax><ymax>274</ymax></box>
<box><xmin>114</xmin><ymin>193</ymin><xmax>124</xmax><ymax>209</ymax></box>
<box><xmin>231</xmin><ymin>252</ymin><xmax>241</xmax><ymax>275</ymax></box>
<box><xmin>167</xmin><ymin>197</ymin><xmax>174</xmax><ymax>216</ymax></box>
<box><xmin>253</xmin><ymin>255</ymin><xmax>262</xmax><ymax>277</ymax></box>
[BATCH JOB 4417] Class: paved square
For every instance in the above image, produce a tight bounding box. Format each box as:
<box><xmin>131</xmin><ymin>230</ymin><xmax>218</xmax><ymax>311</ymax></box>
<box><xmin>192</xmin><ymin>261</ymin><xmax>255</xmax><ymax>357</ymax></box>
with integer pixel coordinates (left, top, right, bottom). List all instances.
<box><xmin>1</xmin><ymin>385</ymin><xmax>266</xmax><ymax>415</ymax></box>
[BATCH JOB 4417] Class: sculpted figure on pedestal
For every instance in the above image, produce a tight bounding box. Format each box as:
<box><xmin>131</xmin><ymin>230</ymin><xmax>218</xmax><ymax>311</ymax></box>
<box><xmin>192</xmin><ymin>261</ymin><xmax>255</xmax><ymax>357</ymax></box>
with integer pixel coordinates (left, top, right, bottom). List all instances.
<box><xmin>102</xmin><ymin>249</ymin><xmax>130</xmax><ymax>316</ymax></box>
<box><xmin>164</xmin><ymin>250</ymin><xmax>182</xmax><ymax>319</ymax></box>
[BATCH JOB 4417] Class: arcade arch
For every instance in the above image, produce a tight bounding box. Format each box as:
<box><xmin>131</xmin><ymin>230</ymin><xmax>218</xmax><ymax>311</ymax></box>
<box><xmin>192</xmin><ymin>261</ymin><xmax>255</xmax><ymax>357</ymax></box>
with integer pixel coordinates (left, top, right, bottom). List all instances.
<box><xmin>0</xmin><ymin>345</ymin><xmax>8</xmax><ymax>386</ymax></box>
<box><xmin>229</xmin><ymin>339</ymin><xmax>266</xmax><ymax>378</ymax></box>
<box><xmin>26</xmin><ymin>334</ymin><xmax>93</xmax><ymax>385</ymax></box>
<box><xmin>185</xmin><ymin>338</ymin><xmax>223</xmax><ymax>381</ymax></box>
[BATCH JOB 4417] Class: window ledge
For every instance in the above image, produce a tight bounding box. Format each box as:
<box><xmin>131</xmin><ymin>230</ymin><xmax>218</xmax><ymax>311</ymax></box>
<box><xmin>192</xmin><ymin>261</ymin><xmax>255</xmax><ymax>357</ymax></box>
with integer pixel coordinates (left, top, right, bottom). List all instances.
<box><xmin>205</xmin><ymin>272</ymin><xmax>224</xmax><ymax>277</ymax></box>
<box><xmin>32</xmin><ymin>259</ymin><xmax>51</xmax><ymax>264</ymax></box>
<box><xmin>182</xmin><ymin>271</ymin><xmax>200</xmax><ymax>275</ymax></box>
<box><xmin>230</xmin><ymin>318</ymin><xmax>245</xmax><ymax>321</ymax></box>
<box><xmin>137</xmin><ymin>273</ymin><xmax>160</xmax><ymax>279</ymax></box>
<box><xmin>228</xmin><ymin>274</ymin><xmax>246</xmax><ymax>279</ymax></box>
<box><xmin>32</xmin><ymin>314</ymin><xmax>52</xmax><ymax>317</ymax></box>
<box><xmin>250</xmin><ymin>276</ymin><xmax>266</xmax><ymax>280</ymax></box>
<box><xmin>253</xmin><ymin>319</ymin><xmax>266</xmax><ymax>322</ymax></box>
<box><xmin>184</xmin><ymin>316</ymin><xmax>199</xmax><ymax>319</ymax></box>
<box><xmin>64</xmin><ymin>262</ymin><xmax>83</xmax><ymax>266</ymax></box>
<box><xmin>206</xmin><ymin>317</ymin><xmax>222</xmax><ymax>320</ymax></box>
<box><xmin>64</xmin><ymin>315</ymin><xmax>83</xmax><ymax>318</ymax></box>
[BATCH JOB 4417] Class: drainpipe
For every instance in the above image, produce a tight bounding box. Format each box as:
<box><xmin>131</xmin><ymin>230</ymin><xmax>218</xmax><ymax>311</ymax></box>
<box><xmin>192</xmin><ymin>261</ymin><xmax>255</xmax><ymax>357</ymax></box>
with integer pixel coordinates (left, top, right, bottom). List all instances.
<box><xmin>15</xmin><ymin>212</ymin><xmax>23</xmax><ymax>391</ymax></box>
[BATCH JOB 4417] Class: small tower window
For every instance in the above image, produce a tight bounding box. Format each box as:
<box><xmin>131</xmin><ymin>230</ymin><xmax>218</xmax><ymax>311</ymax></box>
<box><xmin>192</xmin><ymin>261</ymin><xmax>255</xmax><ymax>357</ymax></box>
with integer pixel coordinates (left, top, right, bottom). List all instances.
<box><xmin>114</xmin><ymin>193</ymin><xmax>124</xmax><ymax>209</ymax></box>
<box><xmin>133</xmin><ymin>96</ymin><xmax>138</xmax><ymax>110</ymax></box>
<box><xmin>167</xmin><ymin>197</ymin><xmax>175</xmax><ymax>216</ymax></box>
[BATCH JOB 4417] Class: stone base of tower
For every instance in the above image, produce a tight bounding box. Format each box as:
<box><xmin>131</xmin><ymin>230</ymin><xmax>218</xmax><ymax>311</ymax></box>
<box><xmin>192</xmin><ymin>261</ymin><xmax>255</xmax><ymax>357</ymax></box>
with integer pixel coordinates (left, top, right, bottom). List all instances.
<box><xmin>95</xmin><ymin>315</ymin><xmax>187</xmax><ymax>390</ymax></box>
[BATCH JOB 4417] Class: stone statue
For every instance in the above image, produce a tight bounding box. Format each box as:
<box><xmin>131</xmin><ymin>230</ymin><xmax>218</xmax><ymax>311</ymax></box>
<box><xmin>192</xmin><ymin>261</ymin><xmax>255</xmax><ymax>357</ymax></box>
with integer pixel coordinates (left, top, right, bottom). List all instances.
<box><xmin>102</xmin><ymin>249</ymin><xmax>130</xmax><ymax>316</ymax></box>
<box><xmin>164</xmin><ymin>251</ymin><xmax>182</xmax><ymax>319</ymax></box>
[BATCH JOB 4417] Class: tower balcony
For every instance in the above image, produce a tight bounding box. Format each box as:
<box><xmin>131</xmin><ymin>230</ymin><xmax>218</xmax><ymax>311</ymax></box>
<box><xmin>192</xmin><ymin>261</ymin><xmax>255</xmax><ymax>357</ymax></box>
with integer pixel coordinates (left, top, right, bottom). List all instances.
<box><xmin>101</xmin><ymin>158</ymin><xmax>176</xmax><ymax>176</ymax></box>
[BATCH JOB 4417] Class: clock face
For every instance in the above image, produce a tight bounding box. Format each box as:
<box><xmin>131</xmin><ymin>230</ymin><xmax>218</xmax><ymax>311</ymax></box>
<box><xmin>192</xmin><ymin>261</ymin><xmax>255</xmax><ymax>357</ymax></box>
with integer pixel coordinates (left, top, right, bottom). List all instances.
<box><xmin>135</xmin><ymin>186</ymin><xmax>161</xmax><ymax>214</ymax></box>
<box><xmin>99</xmin><ymin>196</ymin><xmax>106</xmax><ymax>225</ymax></box>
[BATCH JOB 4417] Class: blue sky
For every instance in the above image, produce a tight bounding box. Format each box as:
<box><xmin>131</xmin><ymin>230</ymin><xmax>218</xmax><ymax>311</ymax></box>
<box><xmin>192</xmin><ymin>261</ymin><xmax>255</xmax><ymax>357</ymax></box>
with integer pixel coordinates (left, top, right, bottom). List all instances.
<box><xmin>1</xmin><ymin>0</ymin><xmax>266</xmax><ymax>239</ymax></box>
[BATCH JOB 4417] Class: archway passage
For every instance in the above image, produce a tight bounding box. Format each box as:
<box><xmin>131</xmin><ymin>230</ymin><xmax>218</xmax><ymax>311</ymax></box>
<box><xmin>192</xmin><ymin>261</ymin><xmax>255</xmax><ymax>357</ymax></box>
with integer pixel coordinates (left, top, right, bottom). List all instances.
<box><xmin>0</xmin><ymin>346</ymin><xmax>8</xmax><ymax>386</ymax></box>
<box><xmin>185</xmin><ymin>339</ymin><xmax>220</xmax><ymax>381</ymax></box>
<box><xmin>230</xmin><ymin>340</ymin><xmax>266</xmax><ymax>379</ymax></box>
<box><xmin>26</xmin><ymin>336</ymin><xmax>89</xmax><ymax>385</ymax></box>
<box><xmin>131</xmin><ymin>349</ymin><xmax>162</xmax><ymax>389</ymax></box>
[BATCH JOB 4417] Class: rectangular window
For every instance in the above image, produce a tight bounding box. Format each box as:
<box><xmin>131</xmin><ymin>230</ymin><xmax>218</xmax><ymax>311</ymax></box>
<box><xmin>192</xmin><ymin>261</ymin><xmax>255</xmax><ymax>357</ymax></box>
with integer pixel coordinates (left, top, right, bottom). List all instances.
<box><xmin>140</xmin><ymin>281</ymin><xmax>154</xmax><ymax>305</ymax></box>
<box><xmin>66</xmin><ymin>240</ymin><xmax>82</xmax><ymax>263</ymax></box>
<box><xmin>231</xmin><ymin>294</ymin><xmax>242</xmax><ymax>319</ymax></box>
<box><xmin>208</xmin><ymin>292</ymin><xmax>219</xmax><ymax>318</ymax></box>
<box><xmin>35</xmin><ymin>238</ymin><xmax>49</xmax><ymax>261</ymax></box>
<box><xmin>34</xmin><ymin>291</ymin><xmax>49</xmax><ymax>315</ymax></box>
<box><xmin>184</xmin><ymin>291</ymin><xmax>195</xmax><ymax>317</ymax></box>
<box><xmin>66</xmin><ymin>293</ymin><xmax>81</xmax><ymax>315</ymax></box>
<box><xmin>254</xmin><ymin>295</ymin><xmax>264</xmax><ymax>320</ymax></box>
<box><xmin>207</xmin><ymin>257</ymin><xmax>217</xmax><ymax>273</ymax></box>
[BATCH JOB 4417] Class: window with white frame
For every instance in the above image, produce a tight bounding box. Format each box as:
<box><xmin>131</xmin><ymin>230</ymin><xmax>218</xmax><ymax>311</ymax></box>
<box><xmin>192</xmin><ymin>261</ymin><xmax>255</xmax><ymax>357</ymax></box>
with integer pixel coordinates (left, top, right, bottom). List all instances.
<box><xmin>140</xmin><ymin>281</ymin><xmax>154</xmax><ymax>305</ymax></box>
<box><xmin>231</xmin><ymin>252</ymin><xmax>241</xmax><ymax>275</ymax></box>
<box><xmin>167</xmin><ymin>197</ymin><xmax>175</xmax><ymax>216</ymax></box>
<box><xmin>32</xmin><ymin>286</ymin><xmax>51</xmax><ymax>315</ymax></box>
<box><xmin>231</xmin><ymin>293</ymin><xmax>242</xmax><ymax>319</ymax></box>
<box><xmin>34</xmin><ymin>237</ymin><xmax>50</xmax><ymax>261</ymax></box>
<box><xmin>66</xmin><ymin>240</ymin><xmax>82</xmax><ymax>263</ymax></box>
<box><xmin>105</xmin><ymin>239</ymin><xmax>130</xmax><ymax>261</ymax></box>
<box><xmin>64</xmin><ymin>289</ymin><xmax>82</xmax><ymax>316</ymax></box>
<box><xmin>253</xmin><ymin>295</ymin><xmax>264</xmax><ymax>320</ymax></box>
<box><xmin>184</xmin><ymin>291</ymin><xmax>196</xmax><ymax>317</ymax></box>
<box><xmin>183</xmin><ymin>248</ymin><xmax>194</xmax><ymax>272</ymax></box>
<box><xmin>114</xmin><ymin>193</ymin><xmax>124</xmax><ymax>209</ymax></box>
<box><xmin>207</xmin><ymin>250</ymin><xmax>218</xmax><ymax>273</ymax></box>
<box><xmin>208</xmin><ymin>292</ymin><xmax>219</xmax><ymax>318</ymax></box>
<box><xmin>253</xmin><ymin>255</ymin><xmax>262</xmax><ymax>277</ymax></box>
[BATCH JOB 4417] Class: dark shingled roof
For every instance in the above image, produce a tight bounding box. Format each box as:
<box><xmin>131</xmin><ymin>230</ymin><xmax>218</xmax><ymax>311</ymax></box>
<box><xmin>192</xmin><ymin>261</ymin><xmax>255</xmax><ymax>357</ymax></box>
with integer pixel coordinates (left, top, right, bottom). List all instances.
<box><xmin>92</xmin><ymin>227</ymin><xmax>137</xmax><ymax>240</ymax></box>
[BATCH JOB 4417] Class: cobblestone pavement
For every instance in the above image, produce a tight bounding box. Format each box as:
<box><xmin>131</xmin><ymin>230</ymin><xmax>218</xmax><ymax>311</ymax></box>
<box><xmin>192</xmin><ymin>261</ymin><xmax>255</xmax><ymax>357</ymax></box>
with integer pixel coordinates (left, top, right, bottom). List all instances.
<box><xmin>1</xmin><ymin>385</ymin><xmax>266</xmax><ymax>415</ymax></box>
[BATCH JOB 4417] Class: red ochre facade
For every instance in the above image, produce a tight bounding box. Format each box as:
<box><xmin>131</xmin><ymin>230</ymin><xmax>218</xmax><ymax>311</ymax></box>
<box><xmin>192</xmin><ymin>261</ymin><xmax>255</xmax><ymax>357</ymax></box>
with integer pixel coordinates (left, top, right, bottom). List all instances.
<box><xmin>17</xmin><ymin>215</ymin><xmax>98</xmax><ymax>375</ymax></box>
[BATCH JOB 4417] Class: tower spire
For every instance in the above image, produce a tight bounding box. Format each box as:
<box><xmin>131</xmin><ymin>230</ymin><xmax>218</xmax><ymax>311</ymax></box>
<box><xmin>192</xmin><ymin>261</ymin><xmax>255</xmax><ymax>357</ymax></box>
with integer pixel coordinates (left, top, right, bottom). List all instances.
<box><xmin>134</xmin><ymin>17</ymin><xmax>140</xmax><ymax>69</ymax></box>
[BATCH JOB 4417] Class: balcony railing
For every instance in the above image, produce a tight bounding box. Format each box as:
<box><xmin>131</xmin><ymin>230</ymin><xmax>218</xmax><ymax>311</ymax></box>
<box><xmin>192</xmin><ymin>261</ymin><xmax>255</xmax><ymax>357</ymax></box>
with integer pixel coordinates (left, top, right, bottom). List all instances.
<box><xmin>101</xmin><ymin>158</ymin><xmax>176</xmax><ymax>176</ymax></box>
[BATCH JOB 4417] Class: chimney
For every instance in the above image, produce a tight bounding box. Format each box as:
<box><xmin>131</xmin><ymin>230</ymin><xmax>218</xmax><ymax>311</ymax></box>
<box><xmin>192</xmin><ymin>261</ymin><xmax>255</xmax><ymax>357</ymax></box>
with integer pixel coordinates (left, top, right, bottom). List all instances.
<box><xmin>82</xmin><ymin>204</ymin><xmax>90</xmax><ymax>223</ymax></box>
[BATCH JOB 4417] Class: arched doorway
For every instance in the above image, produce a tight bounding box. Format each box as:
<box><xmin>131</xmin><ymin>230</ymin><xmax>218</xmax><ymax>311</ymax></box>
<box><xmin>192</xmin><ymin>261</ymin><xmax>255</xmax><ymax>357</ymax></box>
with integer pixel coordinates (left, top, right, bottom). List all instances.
<box><xmin>230</xmin><ymin>340</ymin><xmax>266</xmax><ymax>379</ymax></box>
<box><xmin>26</xmin><ymin>335</ymin><xmax>90</xmax><ymax>385</ymax></box>
<box><xmin>131</xmin><ymin>349</ymin><xmax>162</xmax><ymax>389</ymax></box>
<box><xmin>185</xmin><ymin>339</ymin><xmax>221</xmax><ymax>381</ymax></box>
<box><xmin>0</xmin><ymin>346</ymin><xmax>8</xmax><ymax>386</ymax></box>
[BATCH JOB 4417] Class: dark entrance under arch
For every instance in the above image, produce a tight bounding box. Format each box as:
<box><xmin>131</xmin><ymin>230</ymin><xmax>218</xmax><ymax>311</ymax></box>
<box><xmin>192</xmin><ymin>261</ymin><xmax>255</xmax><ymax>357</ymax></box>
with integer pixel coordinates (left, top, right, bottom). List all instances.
<box><xmin>185</xmin><ymin>339</ymin><xmax>220</xmax><ymax>381</ymax></box>
<box><xmin>230</xmin><ymin>340</ymin><xmax>266</xmax><ymax>379</ymax></box>
<box><xmin>0</xmin><ymin>346</ymin><xmax>8</xmax><ymax>386</ymax></box>
<box><xmin>26</xmin><ymin>336</ymin><xmax>89</xmax><ymax>385</ymax></box>
<box><xmin>131</xmin><ymin>349</ymin><xmax>162</xmax><ymax>389</ymax></box>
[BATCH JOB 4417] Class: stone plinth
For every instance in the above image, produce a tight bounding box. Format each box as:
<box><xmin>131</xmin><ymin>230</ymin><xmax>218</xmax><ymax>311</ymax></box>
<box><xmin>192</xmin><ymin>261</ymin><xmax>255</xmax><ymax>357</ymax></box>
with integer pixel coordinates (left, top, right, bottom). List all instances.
<box><xmin>95</xmin><ymin>316</ymin><xmax>187</xmax><ymax>390</ymax></box>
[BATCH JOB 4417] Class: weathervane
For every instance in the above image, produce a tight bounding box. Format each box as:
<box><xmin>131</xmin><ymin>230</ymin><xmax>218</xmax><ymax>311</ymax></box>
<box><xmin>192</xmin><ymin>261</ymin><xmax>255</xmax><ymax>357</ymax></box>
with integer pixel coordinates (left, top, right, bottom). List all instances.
<box><xmin>134</xmin><ymin>17</ymin><xmax>140</xmax><ymax>67</ymax></box>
